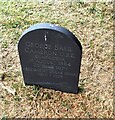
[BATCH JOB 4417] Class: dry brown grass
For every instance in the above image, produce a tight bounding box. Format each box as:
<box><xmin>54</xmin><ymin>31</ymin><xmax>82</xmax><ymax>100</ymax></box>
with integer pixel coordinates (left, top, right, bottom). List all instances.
<box><xmin>0</xmin><ymin>0</ymin><xmax>114</xmax><ymax>118</ymax></box>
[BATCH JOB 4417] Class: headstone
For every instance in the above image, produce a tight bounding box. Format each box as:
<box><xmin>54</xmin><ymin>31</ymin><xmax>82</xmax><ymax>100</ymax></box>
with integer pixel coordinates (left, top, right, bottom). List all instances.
<box><xmin>18</xmin><ymin>23</ymin><xmax>82</xmax><ymax>94</ymax></box>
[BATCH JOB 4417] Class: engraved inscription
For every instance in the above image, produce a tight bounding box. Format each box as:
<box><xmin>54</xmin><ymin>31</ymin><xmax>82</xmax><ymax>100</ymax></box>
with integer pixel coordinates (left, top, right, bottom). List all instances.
<box><xmin>24</xmin><ymin>42</ymin><xmax>76</xmax><ymax>79</ymax></box>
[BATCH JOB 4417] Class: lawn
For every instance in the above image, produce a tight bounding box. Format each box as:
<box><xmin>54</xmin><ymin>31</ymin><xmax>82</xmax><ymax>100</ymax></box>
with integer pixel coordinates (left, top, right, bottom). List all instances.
<box><xmin>0</xmin><ymin>0</ymin><xmax>114</xmax><ymax>118</ymax></box>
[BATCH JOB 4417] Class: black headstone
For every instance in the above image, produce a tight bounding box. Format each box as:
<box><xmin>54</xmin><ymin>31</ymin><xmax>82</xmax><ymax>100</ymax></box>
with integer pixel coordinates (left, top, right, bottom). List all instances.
<box><xmin>18</xmin><ymin>23</ymin><xmax>82</xmax><ymax>94</ymax></box>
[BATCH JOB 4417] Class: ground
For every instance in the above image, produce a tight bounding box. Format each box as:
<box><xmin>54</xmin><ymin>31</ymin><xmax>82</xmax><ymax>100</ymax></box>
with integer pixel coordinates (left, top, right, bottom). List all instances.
<box><xmin>0</xmin><ymin>0</ymin><xmax>114</xmax><ymax>118</ymax></box>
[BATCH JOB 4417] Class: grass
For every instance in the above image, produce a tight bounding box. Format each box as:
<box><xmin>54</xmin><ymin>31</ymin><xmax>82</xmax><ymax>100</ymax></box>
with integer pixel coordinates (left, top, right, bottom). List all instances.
<box><xmin>0</xmin><ymin>0</ymin><xmax>114</xmax><ymax>118</ymax></box>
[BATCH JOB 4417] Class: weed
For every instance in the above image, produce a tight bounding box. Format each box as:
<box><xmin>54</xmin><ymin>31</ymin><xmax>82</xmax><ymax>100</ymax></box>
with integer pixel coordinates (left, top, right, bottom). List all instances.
<box><xmin>89</xmin><ymin>3</ymin><xmax>97</xmax><ymax>14</ymax></box>
<box><xmin>100</xmin><ymin>13</ymin><xmax>104</xmax><ymax>21</ymax></box>
<box><xmin>14</xmin><ymin>95</ymin><xmax>21</xmax><ymax>101</ymax></box>
<box><xmin>2</xmin><ymin>41</ymin><xmax>8</xmax><ymax>48</ymax></box>
<box><xmin>90</xmin><ymin>40</ymin><xmax>94</xmax><ymax>49</ymax></box>
<box><xmin>61</xmin><ymin>100</ymin><xmax>68</xmax><ymax>107</ymax></box>
<box><xmin>12</xmin><ymin>83</ymin><xmax>19</xmax><ymax>91</ymax></box>
<box><xmin>42</xmin><ymin>92</ymin><xmax>52</xmax><ymax>100</ymax></box>
<box><xmin>32</xmin><ymin>85</ymin><xmax>40</xmax><ymax>96</ymax></box>
<box><xmin>4</xmin><ymin>100</ymin><xmax>9</xmax><ymax>105</ymax></box>
<box><xmin>1</xmin><ymin>117</ymin><xmax>7</xmax><ymax>120</ymax></box>
<box><xmin>78</xmin><ymin>1</ymin><xmax>86</xmax><ymax>8</ymax></box>
<box><xmin>87</xmin><ymin>111</ymin><xmax>92</xmax><ymax>118</ymax></box>
<box><xmin>61</xmin><ymin>100</ymin><xmax>71</xmax><ymax>110</ymax></box>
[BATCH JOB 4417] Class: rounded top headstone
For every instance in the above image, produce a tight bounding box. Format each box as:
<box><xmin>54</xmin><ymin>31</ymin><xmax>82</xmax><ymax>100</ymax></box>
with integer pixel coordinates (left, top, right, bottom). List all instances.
<box><xmin>18</xmin><ymin>23</ymin><xmax>82</xmax><ymax>93</ymax></box>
